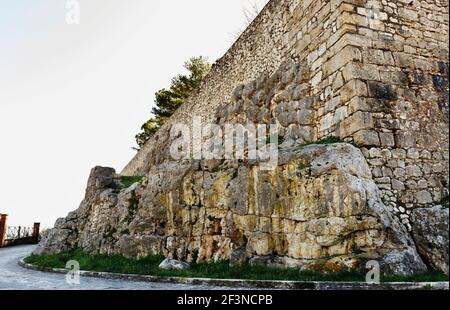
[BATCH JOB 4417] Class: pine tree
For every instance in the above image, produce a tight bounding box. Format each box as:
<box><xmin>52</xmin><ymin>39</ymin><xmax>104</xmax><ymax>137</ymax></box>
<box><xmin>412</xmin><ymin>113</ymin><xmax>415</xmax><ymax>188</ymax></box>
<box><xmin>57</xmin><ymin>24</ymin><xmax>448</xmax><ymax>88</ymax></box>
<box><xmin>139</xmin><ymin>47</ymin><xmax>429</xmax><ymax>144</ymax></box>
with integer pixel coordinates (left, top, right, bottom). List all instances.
<box><xmin>135</xmin><ymin>56</ymin><xmax>211</xmax><ymax>149</ymax></box>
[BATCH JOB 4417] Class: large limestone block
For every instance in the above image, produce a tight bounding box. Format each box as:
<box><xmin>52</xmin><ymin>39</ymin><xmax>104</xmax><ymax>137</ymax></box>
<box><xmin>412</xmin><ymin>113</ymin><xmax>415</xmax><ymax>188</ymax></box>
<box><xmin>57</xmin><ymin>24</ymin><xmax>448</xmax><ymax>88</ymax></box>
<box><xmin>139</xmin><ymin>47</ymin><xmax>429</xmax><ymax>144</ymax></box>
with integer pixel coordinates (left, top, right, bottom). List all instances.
<box><xmin>411</xmin><ymin>206</ymin><xmax>449</xmax><ymax>275</ymax></box>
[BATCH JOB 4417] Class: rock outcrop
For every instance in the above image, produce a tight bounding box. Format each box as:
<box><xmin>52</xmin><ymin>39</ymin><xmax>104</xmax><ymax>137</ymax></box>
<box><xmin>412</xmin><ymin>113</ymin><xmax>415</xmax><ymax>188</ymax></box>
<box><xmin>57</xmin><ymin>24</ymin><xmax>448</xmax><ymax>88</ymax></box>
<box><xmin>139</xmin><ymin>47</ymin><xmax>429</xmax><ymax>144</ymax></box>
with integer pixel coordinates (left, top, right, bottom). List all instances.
<box><xmin>159</xmin><ymin>258</ymin><xmax>190</xmax><ymax>270</ymax></box>
<box><xmin>36</xmin><ymin>143</ymin><xmax>427</xmax><ymax>275</ymax></box>
<box><xmin>411</xmin><ymin>206</ymin><xmax>449</xmax><ymax>275</ymax></box>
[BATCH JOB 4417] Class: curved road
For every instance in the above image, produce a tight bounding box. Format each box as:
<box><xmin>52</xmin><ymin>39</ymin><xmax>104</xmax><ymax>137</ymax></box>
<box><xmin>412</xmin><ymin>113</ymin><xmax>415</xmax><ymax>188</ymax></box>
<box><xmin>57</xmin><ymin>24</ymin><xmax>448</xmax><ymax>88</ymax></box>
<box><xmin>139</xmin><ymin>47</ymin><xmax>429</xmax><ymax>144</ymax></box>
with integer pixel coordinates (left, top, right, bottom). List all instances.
<box><xmin>0</xmin><ymin>245</ymin><xmax>237</xmax><ymax>290</ymax></box>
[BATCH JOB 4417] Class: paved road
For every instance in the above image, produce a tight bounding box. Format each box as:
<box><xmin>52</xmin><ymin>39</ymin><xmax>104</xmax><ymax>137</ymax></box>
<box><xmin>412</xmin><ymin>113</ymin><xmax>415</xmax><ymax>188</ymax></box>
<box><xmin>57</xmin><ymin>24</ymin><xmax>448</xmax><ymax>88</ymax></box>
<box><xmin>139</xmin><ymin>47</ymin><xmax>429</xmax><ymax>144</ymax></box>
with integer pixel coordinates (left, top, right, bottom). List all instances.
<box><xmin>0</xmin><ymin>245</ymin><xmax>237</xmax><ymax>290</ymax></box>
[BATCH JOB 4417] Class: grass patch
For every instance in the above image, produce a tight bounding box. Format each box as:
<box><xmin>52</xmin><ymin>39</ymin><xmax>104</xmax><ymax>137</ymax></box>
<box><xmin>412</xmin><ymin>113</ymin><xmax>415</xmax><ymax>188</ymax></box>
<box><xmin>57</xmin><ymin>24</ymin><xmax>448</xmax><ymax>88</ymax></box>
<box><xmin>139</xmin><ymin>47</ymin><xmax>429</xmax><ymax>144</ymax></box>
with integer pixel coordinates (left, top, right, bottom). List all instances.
<box><xmin>422</xmin><ymin>284</ymin><xmax>434</xmax><ymax>290</ymax></box>
<box><xmin>383</xmin><ymin>271</ymin><xmax>448</xmax><ymax>283</ymax></box>
<box><xmin>120</xmin><ymin>176</ymin><xmax>144</xmax><ymax>188</ymax></box>
<box><xmin>302</xmin><ymin>136</ymin><xmax>343</xmax><ymax>147</ymax></box>
<box><xmin>24</xmin><ymin>249</ymin><xmax>448</xmax><ymax>283</ymax></box>
<box><xmin>440</xmin><ymin>196</ymin><xmax>449</xmax><ymax>209</ymax></box>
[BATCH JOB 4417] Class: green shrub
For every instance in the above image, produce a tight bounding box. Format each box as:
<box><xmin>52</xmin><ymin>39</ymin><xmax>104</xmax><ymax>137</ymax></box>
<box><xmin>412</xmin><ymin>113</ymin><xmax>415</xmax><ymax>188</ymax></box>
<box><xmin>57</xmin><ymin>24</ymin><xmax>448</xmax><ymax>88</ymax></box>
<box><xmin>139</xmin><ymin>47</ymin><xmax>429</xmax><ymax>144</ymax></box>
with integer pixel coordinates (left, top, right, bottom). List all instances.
<box><xmin>302</xmin><ymin>136</ymin><xmax>343</xmax><ymax>147</ymax></box>
<box><xmin>120</xmin><ymin>176</ymin><xmax>144</xmax><ymax>188</ymax></box>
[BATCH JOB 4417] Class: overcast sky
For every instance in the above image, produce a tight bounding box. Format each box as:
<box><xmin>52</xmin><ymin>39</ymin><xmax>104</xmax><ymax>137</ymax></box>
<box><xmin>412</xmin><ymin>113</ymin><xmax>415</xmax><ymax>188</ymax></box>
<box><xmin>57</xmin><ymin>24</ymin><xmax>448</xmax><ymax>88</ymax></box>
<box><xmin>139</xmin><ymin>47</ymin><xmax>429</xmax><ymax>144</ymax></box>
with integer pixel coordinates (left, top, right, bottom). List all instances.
<box><xmin>0</xmin><ymin>0</ymin><xmax>269</xmax><ymax>228</ymax></box>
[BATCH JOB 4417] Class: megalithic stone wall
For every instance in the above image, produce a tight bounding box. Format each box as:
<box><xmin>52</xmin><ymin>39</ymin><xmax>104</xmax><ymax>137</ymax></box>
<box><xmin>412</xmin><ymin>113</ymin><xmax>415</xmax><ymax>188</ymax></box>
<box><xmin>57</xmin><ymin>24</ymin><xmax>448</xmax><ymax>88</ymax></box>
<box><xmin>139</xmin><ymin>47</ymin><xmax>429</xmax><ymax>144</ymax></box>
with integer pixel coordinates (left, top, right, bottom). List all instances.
<box><xmin>122</xmin><ymin>0</ymin><xmax>449</xmax><ymax>227</ymax></box>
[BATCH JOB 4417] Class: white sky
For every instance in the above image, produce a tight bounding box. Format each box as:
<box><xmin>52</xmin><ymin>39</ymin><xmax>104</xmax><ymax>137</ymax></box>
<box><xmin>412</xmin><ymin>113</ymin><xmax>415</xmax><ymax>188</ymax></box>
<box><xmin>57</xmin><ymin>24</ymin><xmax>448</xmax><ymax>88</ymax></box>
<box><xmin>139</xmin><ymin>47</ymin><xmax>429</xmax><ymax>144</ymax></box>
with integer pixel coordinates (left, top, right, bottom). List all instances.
<box><xmin>0</xmin><ymin>0</ymin><xmax>269</xmax><ymax>228</ymax></box>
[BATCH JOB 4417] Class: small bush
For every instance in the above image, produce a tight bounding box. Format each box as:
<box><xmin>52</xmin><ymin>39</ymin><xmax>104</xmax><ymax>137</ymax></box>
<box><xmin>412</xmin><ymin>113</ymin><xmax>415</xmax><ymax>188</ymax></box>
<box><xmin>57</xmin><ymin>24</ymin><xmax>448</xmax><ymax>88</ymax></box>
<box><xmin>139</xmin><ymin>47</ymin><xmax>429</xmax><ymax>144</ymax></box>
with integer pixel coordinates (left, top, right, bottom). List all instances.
<box><xmin>120</xmin><ymin>176</ymin><xmax>144</xmax><ymax>188</ymax></box>
<box><xmin>302</xmin><ymin>136</ymin><xmax>343</xmax><ymax>147</ymax></box>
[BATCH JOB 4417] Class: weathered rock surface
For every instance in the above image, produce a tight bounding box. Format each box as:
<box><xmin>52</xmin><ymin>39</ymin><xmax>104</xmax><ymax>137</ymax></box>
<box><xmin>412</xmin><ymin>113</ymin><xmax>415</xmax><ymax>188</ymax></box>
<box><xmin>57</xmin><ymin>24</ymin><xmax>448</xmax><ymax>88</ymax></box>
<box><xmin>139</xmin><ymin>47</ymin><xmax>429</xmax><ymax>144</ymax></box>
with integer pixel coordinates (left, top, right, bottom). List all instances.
<box><xmin>411</xmin><ymin>206</ymin><xmax>449</xmax><ymax>275</ymax></box>
<box><xmin>159</xmin><ymin>258</ymin><xmax>190</xmax><ymax>270</ymax></box>
<box><xmin>36</xmin><ymin>143</ymin><xmax>427</xmax><ymax>275</ymax></box>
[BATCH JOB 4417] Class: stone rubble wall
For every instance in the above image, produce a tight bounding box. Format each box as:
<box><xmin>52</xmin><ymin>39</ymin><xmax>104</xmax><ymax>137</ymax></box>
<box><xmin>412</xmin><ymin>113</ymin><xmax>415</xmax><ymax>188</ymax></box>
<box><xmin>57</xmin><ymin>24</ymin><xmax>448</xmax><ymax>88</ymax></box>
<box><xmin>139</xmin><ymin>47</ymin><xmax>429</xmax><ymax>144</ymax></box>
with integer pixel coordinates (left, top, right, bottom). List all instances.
<box><xmin>216</xmin><ymin>61</ymin><xmax>318</xmax><ymax>144</ymax></box>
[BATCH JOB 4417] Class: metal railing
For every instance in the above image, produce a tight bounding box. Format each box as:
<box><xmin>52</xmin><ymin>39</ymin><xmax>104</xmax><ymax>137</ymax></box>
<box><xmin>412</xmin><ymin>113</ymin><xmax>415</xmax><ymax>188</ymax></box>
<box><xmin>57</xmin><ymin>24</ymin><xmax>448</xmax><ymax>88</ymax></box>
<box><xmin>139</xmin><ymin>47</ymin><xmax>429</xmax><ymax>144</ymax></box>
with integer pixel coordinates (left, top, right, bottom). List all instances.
<box><xmin>5</xmin><ymin>226</ymin><xmax>33</xmax><ymax>240</ymax></box>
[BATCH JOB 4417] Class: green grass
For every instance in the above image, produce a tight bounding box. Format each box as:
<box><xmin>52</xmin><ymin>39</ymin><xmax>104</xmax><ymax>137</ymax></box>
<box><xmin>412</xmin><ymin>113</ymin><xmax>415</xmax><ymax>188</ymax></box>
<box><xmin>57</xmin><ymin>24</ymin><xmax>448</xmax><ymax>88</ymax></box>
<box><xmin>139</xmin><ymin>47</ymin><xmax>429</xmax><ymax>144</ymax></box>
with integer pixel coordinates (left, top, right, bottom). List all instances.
<box><xmin>422</xmin><ymin>284</ymin><xmax>434</xmax><ymax>290</ymax></box>
<box><xmin>440</xmin><ymin>196</ymin><xmax>449</xmax><ymax>209</ymax></box>
<box><xmin>120</xmin><ymin>176</ymin><xmax>144</xmax><ymax>188</ymax></box>
<box><xmin>24</xmin><ymin>249</ymin><xmax>448</xmax><ymax>283</ymax></box>
<box><xmin>302</xmin><ymin>136</ymin><xmax>343</xmax><ymax>147</ymax></box>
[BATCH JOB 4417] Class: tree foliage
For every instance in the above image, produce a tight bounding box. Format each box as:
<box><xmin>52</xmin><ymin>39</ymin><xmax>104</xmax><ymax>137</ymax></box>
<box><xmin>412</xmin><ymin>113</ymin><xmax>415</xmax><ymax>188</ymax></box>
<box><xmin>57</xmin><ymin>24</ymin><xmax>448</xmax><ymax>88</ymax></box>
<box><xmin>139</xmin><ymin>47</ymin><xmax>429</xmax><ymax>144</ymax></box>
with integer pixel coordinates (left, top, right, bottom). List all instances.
<box><xmin>135</xmin><ymin>57</ymin><xmax>211</xmax><ymax>149</ymax></box>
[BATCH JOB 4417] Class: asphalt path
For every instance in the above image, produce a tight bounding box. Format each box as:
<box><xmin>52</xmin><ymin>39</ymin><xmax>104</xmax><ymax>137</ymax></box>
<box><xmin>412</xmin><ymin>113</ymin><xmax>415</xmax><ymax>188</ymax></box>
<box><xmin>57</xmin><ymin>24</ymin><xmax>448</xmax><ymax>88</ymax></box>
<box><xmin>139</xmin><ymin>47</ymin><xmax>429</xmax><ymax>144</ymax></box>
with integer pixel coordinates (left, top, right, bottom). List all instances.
<box><xmin>0</xmin><ymin>245</ymin><xmax>239</xmax><ymax>290</ymax></box>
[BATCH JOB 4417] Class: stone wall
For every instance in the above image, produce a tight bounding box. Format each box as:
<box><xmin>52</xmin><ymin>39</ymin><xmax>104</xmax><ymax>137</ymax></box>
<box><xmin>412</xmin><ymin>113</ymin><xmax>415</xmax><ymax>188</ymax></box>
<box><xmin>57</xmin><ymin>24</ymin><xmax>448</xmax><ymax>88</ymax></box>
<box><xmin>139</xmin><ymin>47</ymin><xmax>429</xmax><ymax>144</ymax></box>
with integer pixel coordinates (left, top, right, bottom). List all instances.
<box><xmin>329</xmin><ymin>0</ymin><xmax>449</xmax><ymax>231</ymax></box>
<box><xmin>37</xmin><ymin>0</ymin><xmax>449</xmax><ymax>275</ymax></box>
<box><xmin>122</xmin><ymin>0</ymin><xmax>449</xmax><ymax>227</ymax></box>
<box><xmin>122</xmin><ymin>0</ymin><xmax>366</xmax><ymax>175</ymax></box>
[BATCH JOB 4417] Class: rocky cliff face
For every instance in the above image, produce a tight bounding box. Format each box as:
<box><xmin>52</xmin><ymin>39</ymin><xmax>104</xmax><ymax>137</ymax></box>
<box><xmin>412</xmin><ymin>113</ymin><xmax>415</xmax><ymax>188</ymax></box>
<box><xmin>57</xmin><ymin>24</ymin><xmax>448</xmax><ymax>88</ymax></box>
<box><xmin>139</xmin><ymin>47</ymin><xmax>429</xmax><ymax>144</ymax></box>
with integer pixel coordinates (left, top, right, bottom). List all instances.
<box><xmin>36</xmin><ymin>143</ymin><xmax>429</xmax><ymax>275</ymax></box>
